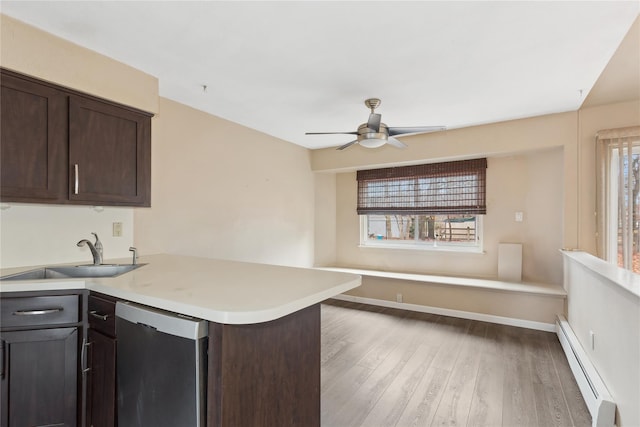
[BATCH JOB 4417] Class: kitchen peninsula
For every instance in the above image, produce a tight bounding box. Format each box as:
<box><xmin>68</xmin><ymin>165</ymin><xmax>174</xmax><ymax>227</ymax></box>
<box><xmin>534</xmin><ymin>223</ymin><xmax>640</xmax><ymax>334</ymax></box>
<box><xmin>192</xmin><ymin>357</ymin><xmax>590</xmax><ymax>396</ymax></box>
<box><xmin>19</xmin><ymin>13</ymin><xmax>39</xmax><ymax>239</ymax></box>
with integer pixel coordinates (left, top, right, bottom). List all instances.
<box><xmin>0</xmin><ymin>254</ymin><xmax>361</xmax><ymax>427</ymax></box>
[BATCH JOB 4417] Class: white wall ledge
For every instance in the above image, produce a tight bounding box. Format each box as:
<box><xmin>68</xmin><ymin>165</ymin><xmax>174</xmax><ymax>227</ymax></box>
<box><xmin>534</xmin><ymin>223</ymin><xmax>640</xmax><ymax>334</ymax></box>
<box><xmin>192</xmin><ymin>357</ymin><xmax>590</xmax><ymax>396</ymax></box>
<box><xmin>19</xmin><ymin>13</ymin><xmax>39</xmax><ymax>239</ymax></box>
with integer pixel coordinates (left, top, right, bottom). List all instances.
<box><xmin>561</xmin><ymin>250</ymin><xmax>640</xmax><ymax>298</ymax></box>
<box><xmin>316</xmin><ymin>266</ymin><xmax>566</xmax><ymax>298</ymax></box>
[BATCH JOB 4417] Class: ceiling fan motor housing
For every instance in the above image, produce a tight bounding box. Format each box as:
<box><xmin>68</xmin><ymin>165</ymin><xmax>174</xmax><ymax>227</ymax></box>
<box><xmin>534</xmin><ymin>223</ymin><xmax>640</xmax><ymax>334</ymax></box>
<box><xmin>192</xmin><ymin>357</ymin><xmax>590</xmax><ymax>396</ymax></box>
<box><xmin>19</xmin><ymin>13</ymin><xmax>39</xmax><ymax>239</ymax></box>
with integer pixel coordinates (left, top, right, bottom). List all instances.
<box><xmin>357</xmin><ymin>123</ymin><xmax>388</xmax><ymax>148</ymax></box>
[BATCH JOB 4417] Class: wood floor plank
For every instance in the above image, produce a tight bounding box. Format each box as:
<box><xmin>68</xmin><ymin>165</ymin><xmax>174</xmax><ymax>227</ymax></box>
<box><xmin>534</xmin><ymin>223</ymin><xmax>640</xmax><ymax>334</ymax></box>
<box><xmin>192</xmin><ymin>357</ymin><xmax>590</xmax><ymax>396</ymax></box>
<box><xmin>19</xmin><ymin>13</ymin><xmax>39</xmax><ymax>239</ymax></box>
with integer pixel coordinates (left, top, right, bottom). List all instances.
<box><xmin>528</xmin><ymin>330</ymin><xmax>574</xmax><ymax>427</ymax></box>
<box><xmin>395</xmin><ymin>315</ymin><xmax>472</xmax><ymax>427</ymax></box>
<box><xmin>359</xmin><ymin>343</ymin><xmax>437</xmax><ymax>427</ymax></box>
<box><xmin>321</xmin><ymin>304</ymin><xmax>395</xmax><ymax>390</ymax></box>
<box><xmin>500</xmin><ymin>325</ymin><xmax>540</xmax><ymax>427</ymax></box>
<box><xmin>545</xmin><ymin>333</ymin><xmax>592</xmax><ymax>426</ymax></box>
<box><xmin>329</xmin><ymin>309</ymin><xmax>427</xmax><ymax>426</ymax></box>
<box><xmin>466</xmin><ymin>323</ymin><xmax>505</xmax><ymax>427</ymax></box>
<box><xmin>320</xmin><ymin>302</ymin><xmax>591</xmax><ymax>427</ymax></box>
<box><xmin>394</xmin><ymin>366</ymin><xmax>451</xmax><ymax>427</ymax></box>
<box><xmin>431</xmin><ymin>321</ymin><xmax>488</xmax><ymax>426</ymax></box>
<box><xmin>321</xmin><ymin>363</ymin><xmax>374</xmax><ymax>425</ymax></box>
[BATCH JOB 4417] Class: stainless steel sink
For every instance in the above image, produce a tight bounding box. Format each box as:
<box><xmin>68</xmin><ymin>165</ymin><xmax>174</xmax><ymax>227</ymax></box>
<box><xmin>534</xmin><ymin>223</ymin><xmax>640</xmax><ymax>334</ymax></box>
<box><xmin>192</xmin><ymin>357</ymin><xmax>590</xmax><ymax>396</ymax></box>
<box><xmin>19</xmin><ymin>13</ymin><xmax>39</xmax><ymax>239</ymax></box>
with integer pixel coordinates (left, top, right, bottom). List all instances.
<box><xmin>0</xmin><ymin>264</ymin><xmax>146</xmax><ymax>281</ymax></box>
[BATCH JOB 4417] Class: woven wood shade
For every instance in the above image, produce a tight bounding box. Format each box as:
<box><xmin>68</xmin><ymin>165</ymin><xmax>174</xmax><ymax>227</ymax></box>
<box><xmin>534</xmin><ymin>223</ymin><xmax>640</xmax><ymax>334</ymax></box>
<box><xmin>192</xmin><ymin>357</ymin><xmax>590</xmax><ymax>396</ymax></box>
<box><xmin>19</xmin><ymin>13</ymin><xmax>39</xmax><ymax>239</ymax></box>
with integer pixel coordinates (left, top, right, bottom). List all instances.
<box><xmin>357</xmin><ymin>158</ymin><xmax>487</xmax><ymax>215</ymax></box>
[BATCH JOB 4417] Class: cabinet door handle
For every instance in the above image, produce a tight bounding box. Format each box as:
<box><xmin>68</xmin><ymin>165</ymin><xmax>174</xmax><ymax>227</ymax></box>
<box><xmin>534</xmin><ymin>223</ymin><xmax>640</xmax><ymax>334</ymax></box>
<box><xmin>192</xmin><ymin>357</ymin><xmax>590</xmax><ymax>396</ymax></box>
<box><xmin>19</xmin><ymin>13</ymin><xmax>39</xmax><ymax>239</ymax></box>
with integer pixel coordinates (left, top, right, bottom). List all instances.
<box><xmin>74</xmin><ymin>164</ymin><xmax>79</xmax><ymax>194</ymax></box>
<box><xmin>12</xmin><ymin>308</ymin><xmax>62</xmax><ymax>316</ymax></box>
<box><xmin>81</xmin><ymin>339</ymin><xmax>91</xmax><ymax>374</ymax></box>
<box><xmin>89</xmin><ymin>310</ymin><xmax>109</xmax><ymax>321</ymax></box>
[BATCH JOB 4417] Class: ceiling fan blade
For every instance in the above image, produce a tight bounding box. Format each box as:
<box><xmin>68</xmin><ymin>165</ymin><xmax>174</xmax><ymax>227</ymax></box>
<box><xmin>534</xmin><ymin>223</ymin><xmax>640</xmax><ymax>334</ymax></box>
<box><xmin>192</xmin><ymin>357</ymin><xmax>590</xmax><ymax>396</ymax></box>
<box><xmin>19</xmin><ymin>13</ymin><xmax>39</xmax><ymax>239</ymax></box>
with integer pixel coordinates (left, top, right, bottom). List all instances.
<box><xmin>387</xmin><ymin>137</ymin><xmax>407</xmax><ymax>149</ymax></box>
<box><xmin>305</xmin><ymin>131</ymin><xmax>358</xmax><ymax>135</ymax></box>
<box><xmin>336</xmin><ymin>140</ymin><xmax>358</xmax><ymax>150</ymax></box>
<box><xmin>388</xmin><ymin>126</ymin><xmax>446</xmax><ymax>136</ymax></box>
<box><xmin>367</xmin><ymin>113</ymin><xmax>381</xmax><ymax>132</ymax></box>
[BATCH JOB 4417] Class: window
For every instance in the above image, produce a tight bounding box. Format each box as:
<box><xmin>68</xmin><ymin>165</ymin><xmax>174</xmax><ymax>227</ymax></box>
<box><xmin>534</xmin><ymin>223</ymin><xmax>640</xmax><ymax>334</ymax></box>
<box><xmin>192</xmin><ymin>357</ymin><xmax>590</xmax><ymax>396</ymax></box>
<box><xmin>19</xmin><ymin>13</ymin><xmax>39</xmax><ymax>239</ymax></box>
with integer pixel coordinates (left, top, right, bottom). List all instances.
<box><xmin>357</xmin><ymin>158</ymin><xmax>486</xmax><ymax>251</ymax></box>
<box><xmin>597</xmin><ymin>126</ymin><xmax>640</xmax><ymax>273</ymax></box>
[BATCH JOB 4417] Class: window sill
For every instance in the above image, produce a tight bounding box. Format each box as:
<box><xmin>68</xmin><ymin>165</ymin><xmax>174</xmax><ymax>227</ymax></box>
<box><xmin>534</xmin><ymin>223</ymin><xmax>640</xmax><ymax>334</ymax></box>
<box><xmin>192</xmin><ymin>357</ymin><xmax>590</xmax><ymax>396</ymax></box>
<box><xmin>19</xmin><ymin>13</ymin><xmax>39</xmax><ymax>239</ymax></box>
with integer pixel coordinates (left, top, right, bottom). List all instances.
<box><xmin>358</xmin><ymin>242</ymin><xmax>484</xmax><ymax>254</ymax></box>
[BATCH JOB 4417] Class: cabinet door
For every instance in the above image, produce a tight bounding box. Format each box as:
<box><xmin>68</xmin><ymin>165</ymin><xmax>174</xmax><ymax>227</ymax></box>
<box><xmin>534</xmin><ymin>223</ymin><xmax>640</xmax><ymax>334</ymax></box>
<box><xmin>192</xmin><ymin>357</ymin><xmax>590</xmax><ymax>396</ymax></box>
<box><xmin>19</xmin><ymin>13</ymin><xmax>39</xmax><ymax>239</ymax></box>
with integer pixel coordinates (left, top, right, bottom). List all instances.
<box><xmin>0</xmin><ymin>327</ymin><xmax>78</xmax><ymax>427</ymax></box>
<box><xmin>0</xmin><ymin>72</ymin><xmax>67</xmax><ymax>202</ymax></box>
<box><xmin>69</xmin><ymin>95</ymin><xmax>151</xmax><ymax>206</ymax></box>
<box><xmin>87</xmin><ymin>329</ymin><xmax>116</xmax><ymax>427</ymax></box>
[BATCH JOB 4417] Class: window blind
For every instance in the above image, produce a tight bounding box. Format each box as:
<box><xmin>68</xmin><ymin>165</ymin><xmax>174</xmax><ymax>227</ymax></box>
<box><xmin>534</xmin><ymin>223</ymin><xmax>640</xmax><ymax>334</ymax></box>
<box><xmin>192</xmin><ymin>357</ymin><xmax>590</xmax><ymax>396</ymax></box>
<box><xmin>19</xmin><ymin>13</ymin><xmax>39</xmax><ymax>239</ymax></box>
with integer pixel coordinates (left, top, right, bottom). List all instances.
<box><xmin>356</xmin><ymin>158</ymin><xmax>487</xmax><ymax>215</ymax></box>
<box><xmin>596</xmin><ymin>126</ymin><xmax>640</xmax><ymax>271</ymax></box>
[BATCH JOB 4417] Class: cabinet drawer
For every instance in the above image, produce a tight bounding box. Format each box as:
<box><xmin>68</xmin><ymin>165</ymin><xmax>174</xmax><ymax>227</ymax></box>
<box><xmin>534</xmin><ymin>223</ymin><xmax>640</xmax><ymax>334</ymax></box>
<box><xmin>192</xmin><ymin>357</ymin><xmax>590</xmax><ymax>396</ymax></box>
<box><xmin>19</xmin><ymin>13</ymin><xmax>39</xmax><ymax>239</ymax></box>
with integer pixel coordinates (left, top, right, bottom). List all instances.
<box><xmin>88</xmin><ymin>294</ymin><xmax>116</xmax><ymax>337</ymax></box>
<box><xmin>1</xmin><ymin>295</ymin><xmax>79</xmax><ymax>328</ymax></box>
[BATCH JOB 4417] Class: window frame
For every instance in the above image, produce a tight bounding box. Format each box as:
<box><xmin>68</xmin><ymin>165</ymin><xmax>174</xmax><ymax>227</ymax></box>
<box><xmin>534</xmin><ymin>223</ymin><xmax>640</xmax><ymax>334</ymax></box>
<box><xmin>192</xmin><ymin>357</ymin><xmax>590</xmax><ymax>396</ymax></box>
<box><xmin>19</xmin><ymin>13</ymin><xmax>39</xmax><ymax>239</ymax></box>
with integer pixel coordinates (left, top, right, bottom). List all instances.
<box><xmin>359</xmin><ymin>213</ymin><xmax>484</xmax><ymax>253</ymax></box>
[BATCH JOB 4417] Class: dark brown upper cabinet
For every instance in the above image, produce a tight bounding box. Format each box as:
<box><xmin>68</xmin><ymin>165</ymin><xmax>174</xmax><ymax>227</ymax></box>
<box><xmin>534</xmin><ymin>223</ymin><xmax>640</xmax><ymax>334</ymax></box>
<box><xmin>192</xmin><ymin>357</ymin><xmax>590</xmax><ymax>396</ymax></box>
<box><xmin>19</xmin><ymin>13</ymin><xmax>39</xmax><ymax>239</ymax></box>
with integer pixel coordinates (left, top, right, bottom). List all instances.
<box><xmin>69</xmin><ymin>96</ymin><xmax>151</xmax><ymax>206</ymax></box>
<box><xmin>0</xmin><ymin>69</ymin><xmax>152</xmax><ymax>207</ymax></box>
<box><xmin>0</xmin><ymin>71</ymin><xmax>68</xmax><ymax>202</ymax></box>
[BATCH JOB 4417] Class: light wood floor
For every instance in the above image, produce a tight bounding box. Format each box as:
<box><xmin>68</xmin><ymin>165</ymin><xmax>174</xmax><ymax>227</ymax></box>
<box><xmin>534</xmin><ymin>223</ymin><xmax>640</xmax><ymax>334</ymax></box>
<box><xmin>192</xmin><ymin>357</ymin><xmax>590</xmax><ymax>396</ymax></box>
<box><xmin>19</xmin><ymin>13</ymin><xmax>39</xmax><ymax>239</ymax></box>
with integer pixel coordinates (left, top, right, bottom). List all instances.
<box><xmin>320</xmin><ymin>300</ymin><xmax>591</xmax><ymax>427</ymax></box>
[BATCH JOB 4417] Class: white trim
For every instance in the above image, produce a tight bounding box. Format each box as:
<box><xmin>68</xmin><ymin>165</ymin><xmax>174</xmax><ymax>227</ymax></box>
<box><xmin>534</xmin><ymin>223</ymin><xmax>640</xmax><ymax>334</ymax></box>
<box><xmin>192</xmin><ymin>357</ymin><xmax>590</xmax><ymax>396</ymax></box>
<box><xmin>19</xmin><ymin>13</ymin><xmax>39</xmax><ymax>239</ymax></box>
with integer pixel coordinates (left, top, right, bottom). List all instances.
<box><xmin>359</xmin><ymin>215</ymin><xmax>484</xmax><ymax>254</ymax></box>
<box><xmin>556</xmin><ymin>315</ymin><xmax>615</xmax><ymax>427</ymax></box>
<box><xmin>331</xmin><ymin>293</ymin><xmax>556</xmax><ymax>332</ymax></box>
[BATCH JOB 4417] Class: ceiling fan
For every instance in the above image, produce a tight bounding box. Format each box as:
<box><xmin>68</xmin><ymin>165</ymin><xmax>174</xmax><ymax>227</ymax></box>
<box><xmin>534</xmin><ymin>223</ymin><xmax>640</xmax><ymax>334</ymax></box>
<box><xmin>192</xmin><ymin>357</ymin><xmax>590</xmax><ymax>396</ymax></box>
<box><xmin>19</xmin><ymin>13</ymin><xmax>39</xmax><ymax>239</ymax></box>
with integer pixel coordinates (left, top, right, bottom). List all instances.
<box><xmin>306</xmin><ymin>98</ymin><xmax>446</xmax><ymax>150</ymax></box>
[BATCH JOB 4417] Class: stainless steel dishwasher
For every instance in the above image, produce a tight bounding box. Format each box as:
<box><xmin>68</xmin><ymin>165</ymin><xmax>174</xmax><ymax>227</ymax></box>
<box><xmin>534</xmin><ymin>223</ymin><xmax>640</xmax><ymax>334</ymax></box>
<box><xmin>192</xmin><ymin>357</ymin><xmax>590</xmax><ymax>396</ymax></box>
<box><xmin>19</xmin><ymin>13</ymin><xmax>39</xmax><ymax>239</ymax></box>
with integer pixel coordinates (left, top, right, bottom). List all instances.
<box><xmin>115</xmin><ymin>302</ymin><xmax>208</xmax><ymax>427</ymax></box>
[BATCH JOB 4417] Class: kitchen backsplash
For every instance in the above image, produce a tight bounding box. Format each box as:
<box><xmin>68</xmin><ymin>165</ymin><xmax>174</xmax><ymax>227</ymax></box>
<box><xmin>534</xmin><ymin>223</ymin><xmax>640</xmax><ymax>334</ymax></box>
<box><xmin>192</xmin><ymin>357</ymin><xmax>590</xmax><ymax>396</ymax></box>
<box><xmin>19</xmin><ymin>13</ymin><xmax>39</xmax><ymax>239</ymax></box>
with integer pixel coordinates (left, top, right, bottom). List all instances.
<box><xmin>0</xmin><ymin>203</ymin><xmax>134</xmax><ymax>268</ymax></box>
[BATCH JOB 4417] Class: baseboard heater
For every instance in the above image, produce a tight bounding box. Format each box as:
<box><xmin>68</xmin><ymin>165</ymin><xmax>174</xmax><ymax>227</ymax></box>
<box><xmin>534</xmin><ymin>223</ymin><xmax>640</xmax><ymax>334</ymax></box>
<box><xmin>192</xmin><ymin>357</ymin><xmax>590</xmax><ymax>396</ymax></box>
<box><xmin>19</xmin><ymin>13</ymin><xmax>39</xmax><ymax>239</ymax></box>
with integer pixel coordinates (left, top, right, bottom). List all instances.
<box><xmin>556</xmin><ymin>315</ymin><xmax>615</xmax><ymax>427</ymax></box>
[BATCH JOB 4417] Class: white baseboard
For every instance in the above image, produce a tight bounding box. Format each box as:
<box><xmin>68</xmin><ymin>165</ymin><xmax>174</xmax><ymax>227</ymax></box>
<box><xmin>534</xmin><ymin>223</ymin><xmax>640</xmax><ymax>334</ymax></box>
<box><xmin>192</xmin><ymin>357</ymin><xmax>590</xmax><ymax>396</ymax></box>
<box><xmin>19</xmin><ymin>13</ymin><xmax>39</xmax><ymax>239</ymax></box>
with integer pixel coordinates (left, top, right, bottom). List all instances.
<box><xmin>331</xmin><ymin>294</ymin><xmax>556</xmax><ymax>332</ymax></box>
<box><xmin>556</xmin><ymin>315</ymin><xmax>615</xmax><ymax>427</ymax></box>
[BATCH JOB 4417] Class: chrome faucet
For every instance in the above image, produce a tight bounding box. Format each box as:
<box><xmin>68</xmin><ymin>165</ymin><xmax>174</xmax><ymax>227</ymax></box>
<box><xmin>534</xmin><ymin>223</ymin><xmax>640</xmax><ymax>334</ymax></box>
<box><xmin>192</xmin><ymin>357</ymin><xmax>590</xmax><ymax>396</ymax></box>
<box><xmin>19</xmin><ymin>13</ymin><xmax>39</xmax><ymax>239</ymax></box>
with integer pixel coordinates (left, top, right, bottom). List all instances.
<box><xmin>129</xmin><ymin>247</ymin><xmax>138</xmax><ymax>265</ymax></box>
<box><xmin>77</xmin><ymin>233</ymin><xmax>103</xmax><ymax>265</ymax></box>
<box><xmin>91</xmin><ymin>232</ymin><xmax>103</xmax><ymax>260</ymax></box>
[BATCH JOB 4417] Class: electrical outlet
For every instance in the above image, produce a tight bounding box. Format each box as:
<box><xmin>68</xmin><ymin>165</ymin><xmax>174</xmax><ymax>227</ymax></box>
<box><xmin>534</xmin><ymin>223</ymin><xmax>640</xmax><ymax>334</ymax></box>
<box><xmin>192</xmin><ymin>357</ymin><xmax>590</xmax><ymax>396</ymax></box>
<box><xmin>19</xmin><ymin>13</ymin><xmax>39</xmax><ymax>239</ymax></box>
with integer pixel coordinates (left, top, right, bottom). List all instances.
<box><xmin>515</xmin><ymin>211</ymin><xmax>524</xmax><ymax>222</ymax></box>
<box><xmin>396</xmin><ymin>293</ymin><xmax>403</xmax><ymax>303</ymax></box>
<box><xmin>112</xmin><ymin>222</ymin><xmax>123</xmax><ymax>237</ymax></box>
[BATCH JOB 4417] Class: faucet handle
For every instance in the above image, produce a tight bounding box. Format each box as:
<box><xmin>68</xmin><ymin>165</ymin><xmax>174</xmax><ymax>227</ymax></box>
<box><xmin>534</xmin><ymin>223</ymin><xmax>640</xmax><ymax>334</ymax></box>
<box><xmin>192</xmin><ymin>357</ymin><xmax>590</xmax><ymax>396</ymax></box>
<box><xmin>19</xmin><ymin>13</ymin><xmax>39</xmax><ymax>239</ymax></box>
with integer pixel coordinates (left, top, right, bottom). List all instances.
<box><xmin>91</xmin><ymin>232</ymin><xmax>103</xmax><ymax>257</ymax></box>
<box><xmin>129</xmin><ymin>247</ymin><xmax>138</xmax><ymax>265</ymax></box>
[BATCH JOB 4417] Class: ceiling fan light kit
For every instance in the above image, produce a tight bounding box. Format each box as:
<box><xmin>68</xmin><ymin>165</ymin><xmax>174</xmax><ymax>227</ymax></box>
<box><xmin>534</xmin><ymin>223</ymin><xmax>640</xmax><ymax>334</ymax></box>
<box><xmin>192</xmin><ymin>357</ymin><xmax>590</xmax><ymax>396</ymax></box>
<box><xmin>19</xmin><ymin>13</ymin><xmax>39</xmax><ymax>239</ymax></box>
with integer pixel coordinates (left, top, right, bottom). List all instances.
<box><xmin>305</xmin><ymin>98</ymin><xmax>446</xmax><ymax>151</ymax></box>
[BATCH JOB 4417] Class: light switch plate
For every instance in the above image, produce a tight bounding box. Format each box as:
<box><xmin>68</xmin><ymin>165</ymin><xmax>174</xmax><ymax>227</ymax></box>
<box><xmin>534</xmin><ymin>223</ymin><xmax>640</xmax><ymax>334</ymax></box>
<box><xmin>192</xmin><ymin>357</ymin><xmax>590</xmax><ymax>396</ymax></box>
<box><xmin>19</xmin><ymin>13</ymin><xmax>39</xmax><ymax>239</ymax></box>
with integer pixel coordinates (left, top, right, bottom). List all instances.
<box><xmin>113</xmin><ymin>222</ymin><xmax>123</xmax><ymax>237</ymax></box>
<box><xmin>515</xmin><ymin>211</ymin><xmax>524</xmax><ymax>222</ymax></box>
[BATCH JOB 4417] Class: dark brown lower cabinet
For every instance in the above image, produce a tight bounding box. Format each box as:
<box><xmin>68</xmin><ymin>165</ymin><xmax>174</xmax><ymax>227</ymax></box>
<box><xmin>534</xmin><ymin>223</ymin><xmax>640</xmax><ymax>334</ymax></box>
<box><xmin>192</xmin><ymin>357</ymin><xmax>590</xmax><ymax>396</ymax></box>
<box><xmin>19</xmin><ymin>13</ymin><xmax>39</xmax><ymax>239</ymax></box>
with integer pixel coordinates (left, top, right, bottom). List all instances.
<box><xmin>83</xmin><ymin>295</ymin><xmax>321</xmax><ymax>427</ymax></box>
<box><xmin>87</xmin><ymin>329</ymin><xmax>116</xmax><ymax>427</ymax></box>
<box><xmin>87</xmin><ymin>293</ymin><xmax>117</xmax><ymax>427</ymax></box>
<box><xmin>208</xmin><ymin>303</ymin><xmax>321</xmax><ymax>427</ymax></box>
<box><xmin>0</xmin><ymin>327</ymin><xmax>78</xmax><ymax>427</ymax></box>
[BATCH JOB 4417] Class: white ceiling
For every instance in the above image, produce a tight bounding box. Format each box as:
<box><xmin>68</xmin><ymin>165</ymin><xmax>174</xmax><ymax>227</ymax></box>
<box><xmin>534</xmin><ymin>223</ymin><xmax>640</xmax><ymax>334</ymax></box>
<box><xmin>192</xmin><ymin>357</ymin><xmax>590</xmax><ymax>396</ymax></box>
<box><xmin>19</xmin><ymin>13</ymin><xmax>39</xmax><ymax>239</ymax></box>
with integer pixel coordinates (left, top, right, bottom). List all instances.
<box><xmin>1</xmin><ymin>1</ymin><xmax>638</xmax><ymax>149</ymax></box>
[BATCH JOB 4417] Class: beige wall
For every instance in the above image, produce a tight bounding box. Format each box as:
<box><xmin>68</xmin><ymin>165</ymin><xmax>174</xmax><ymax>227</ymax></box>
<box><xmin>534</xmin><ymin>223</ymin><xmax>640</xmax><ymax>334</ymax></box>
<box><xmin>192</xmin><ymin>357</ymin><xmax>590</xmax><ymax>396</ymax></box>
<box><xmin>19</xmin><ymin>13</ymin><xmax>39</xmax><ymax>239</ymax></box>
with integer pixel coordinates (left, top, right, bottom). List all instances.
<box><xmin>314</xmin><ymin>113</ymin><xmax>574</xmax><ymax>285</ymax></box>
<box><xmin>133</xmin><ymin>98</ymin><xmax>316</xmax><ymax>267</ymax></box>
<box><xmin>314</xmin><ymin>173</ymin><xmax>337</xmax><ymax>267</ymax></box>
<box><xmin>0</xmin><ymin>15</ymin><xmax>316</xmax><ymax>269</ymax></box>
<box><xmin>0</xmin><ymin>15</ymin><xmax>158</xmax><ymax>268</ymax></box>
<box><xmin>330</xmin><ymin>149</ymin><xmax>564</xmax><ymax>284</ymax></box>
<box><xmin>0</xmin><ymin>14</ymin><xmax>158</xmax><ymax>113</ymax></box>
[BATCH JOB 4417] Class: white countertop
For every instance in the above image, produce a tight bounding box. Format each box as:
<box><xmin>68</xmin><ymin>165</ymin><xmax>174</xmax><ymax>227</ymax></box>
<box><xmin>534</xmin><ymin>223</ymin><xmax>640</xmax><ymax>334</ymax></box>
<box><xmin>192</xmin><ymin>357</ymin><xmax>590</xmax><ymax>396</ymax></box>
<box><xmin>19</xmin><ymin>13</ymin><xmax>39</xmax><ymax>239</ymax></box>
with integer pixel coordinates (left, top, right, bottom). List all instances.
<box><xmin>0</xmin><ymin>254</ymin><xmax>361</xmax><ymax>324</ymax></box>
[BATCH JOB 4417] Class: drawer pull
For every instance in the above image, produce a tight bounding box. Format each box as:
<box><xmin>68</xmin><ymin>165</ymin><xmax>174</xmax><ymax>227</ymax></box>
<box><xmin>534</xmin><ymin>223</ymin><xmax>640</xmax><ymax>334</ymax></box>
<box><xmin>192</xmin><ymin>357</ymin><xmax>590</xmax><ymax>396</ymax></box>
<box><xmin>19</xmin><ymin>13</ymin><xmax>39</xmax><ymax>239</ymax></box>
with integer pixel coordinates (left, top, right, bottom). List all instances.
<box><xmin>89</xmin><ymin>310</ymin><xmax>109</xmax><ymax>321</ymax></box>
<box><xmin>13</xmin><ymin>308</ymin><xmax>62</xmax><ymax>316</ymax></box>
